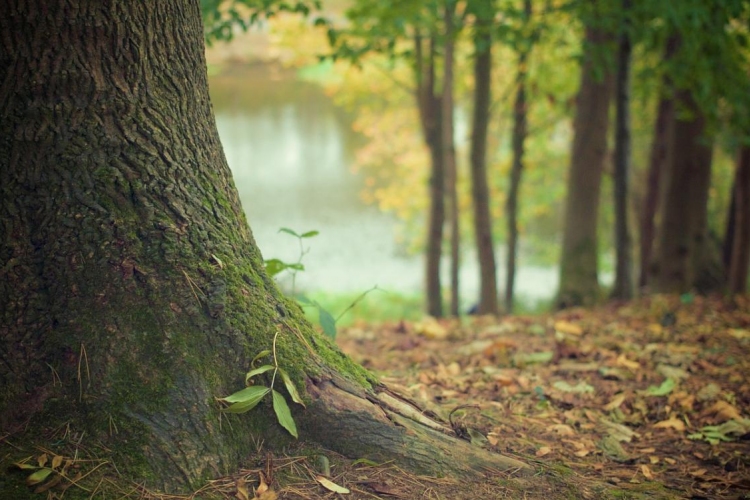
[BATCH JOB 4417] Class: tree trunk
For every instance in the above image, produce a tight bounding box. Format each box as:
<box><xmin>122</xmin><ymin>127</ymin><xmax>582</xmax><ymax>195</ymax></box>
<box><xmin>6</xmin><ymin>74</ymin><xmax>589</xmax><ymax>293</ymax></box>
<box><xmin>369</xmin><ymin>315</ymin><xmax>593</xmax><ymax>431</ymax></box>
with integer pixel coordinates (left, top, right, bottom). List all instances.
<box><xmin>726</xmin><ymin>145</ymin><xmax>750</xmax><ymax>293</ymax></box>
<box><xmin>443</xmin><ymin>2</ymin><xmax>460</xmax><ymax>317</ymax></box>
<box><xmin>652</xmin><ymin>90</ymin><xmax>714</xmax><ymax>293</ymax></box>
<box><xmin>639</xmin><ymin>96</ymin><xmax>673</xmax><ymax>289</ymax></box>
<box><xmin>610</xmin><ymin>0</ymin><xmax>634</xmax><ymax>300</ymax></box>
<box><xmin>469</xmin><ymin>11</ymin><xmax>499</xmax><ymax>315</ymax></box>
<box><xmin>557</xmin><ymin>24</ymin><xmax>614</xmax><ymax>308</ymax></box>
<box><xmin>506</xmin><ymin>0</ymin><xmax>532</xmax><ymax>313</ymax></box>
<box><xmin>416</xmin><ymin>33</ymin><xmax>445</xmax><ymax>318</ymax></box>
<box><xmin>0</xmin><ymin>1</ymin><xmax>528</xmax><ymax>493</ymax></box>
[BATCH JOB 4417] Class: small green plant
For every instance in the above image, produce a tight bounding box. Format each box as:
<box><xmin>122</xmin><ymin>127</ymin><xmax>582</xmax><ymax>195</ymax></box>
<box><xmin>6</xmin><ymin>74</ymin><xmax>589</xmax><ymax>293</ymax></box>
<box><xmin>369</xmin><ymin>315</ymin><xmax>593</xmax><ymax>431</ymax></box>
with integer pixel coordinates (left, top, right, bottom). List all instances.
<box><xmin>264</xmin><ymin>227</ymin><xmax>318</xmax><ymax>294</ymax></box>
<box><xmin>217</xmin><ymin>331</ymin><xmax>305</xmax><ymax>438</ymax></box>
<box><xmin>263</xmin><ymin>227</ymin><xmax>376</xmax><ymax>340</ymax></box>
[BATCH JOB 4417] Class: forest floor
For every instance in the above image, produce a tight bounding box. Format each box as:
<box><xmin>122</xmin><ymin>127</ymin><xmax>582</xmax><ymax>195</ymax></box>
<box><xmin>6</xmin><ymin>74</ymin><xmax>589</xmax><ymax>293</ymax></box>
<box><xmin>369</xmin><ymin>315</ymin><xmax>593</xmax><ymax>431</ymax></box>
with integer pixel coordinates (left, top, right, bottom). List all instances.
<box><xmin>329</xmin><ymin>293</ymin><xmax>750</xmax><ymax>500</ymax></box>
<box><xmin>3</xmin><ymin>295</ymin><xmax>749</xmax><ymax>499</ymax></box>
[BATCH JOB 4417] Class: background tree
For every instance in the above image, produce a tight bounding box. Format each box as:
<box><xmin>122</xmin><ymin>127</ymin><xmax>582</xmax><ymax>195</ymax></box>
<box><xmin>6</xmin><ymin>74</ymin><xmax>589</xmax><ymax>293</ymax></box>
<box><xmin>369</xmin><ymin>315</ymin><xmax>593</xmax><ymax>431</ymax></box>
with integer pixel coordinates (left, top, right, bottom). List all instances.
<box><xmin>610</xmin><ymin>0</ymin><xmax>633</xmax><ymax>300</ymax></box>
<box><xmin>468</xmin><ymin>0</ymin><xmax>499</xmax><ymax>315</ymax></box>
<box><xmin>556</xmin><ymin>6</ymin><xmax>614</xmax><ymax>308</ymax></box>
<box><xmin>505</xmin><ymin>0</ymin><xmax>533</xmax><ymax>313</ymax></box>
<box><xmin>725</xmin><ymin>145</ymin><xmax>750</xmax><ymax>294</ymax></box>
<box><xmin>0</xmin><ymin>0</ymin><xmax>528</xmax><ymax>493</ymax></box>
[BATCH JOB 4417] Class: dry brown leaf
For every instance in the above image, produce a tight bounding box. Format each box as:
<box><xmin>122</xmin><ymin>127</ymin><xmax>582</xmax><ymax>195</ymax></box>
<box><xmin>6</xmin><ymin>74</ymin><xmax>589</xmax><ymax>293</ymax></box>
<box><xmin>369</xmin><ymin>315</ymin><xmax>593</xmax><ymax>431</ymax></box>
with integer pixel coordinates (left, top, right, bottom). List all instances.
<box><xmin>536</xmin><ymin>446</ymin><xmax>552</xmax><ymax>457</ymax></box>
<box><xmin>653</xmin><ymin>417</ymin><xmax>685</xmax><ymax>432</ymax></box>
<box><xmin>615</xmin><ymin>354</ymin><xmax>640</xmax><ymax>370</ymax></box>
<box><xmin>573</xmin><ymin>449</ymin><xmax>590</xmax><ymax>457</ymax></box>
<box><xmin>37</xmin><ymin>454</ymin><xmax>48</xmax><ymax>468</ymax></box>
<box><xmin>554</xmin><ymin>321</ymin><xmax>584</xmax><ymax>336</ymax></box>
<box><xmin>703</xmin><ymin>400</ymin><xmax>742</xmax><ymax>421</ymax></box>
<box><xmin>487</xmin><ymin>432</ymin><xmax>500</xmax><ymax>446</ymax></box>
<box><xmin>649</xmin><ymin>456</ymin><xmax>660</xmax><ymax>465</ymax></box>
<box><xmin>689</xmin><ymin>469</ymin><xmax>707</xmax><ymax>477</ymax></box>
<box><xmin>547</xmin><ymin>424</ymin><xmax>576</xmax><ymax>436</ymax></box>
<box><xmin>236</xmin><ymin>477</ymin><xmax>249</xmax><ymax>500</ymax></box>
<box><xmin>51</xmin><ymin>455</ymin><xmax>63</xmax><ymax>469</ymax></box>
<box><xmin>641</xmin><ymin>465</ymin><xmax>654</xmax><ymax>480</ymax></box>
<box><xmin>603</xmin><ymin>394</ymin><xmax>626</xmax><ymax>411</ymax></box>
<box><xmin>256</xmin><ymin>472</ymin><xmax>269</xmax><ymax>496</ymax></box>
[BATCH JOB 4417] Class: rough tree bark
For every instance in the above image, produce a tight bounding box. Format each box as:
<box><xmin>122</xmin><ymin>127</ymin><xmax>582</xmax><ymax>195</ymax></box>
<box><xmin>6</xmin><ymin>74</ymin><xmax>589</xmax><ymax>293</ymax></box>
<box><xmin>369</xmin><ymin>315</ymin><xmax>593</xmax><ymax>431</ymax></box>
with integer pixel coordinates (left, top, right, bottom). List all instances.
<box><xmin>506</xmin><ymin>0</ymin><xmax>532</xmax><ymax>313</ymax></box>
<box><xmin>0</xmin><ymin>0</ymin><xmax>528</xmax><ymax>493</ymax></box>
<box><xmin>725</xmin><ymin>145</ymin><xmax>750</xmax><ymax>293</ymax></box>
<box><xmin>652</xmin><ymin>90</ymin><xmax>714</xmax><ymax>293</ymax></box>
<box><xmin>557</xmin><ymin>24</ymin><xmax>614</xmax><ymax>308</ymax></box>
<box><xmin>415</xmin><ymin>33</ymin><xmax>446</xmax><ymax>318</ymax></box>
<box><xmin>443</xmin><ymin>1</ymin><xmax>460</xmax><ymax>317</ymax></box>
<box><xmin>610</xmin><ymin>0</ymin><xmax>633</xmax><ymax>300</ymax></box>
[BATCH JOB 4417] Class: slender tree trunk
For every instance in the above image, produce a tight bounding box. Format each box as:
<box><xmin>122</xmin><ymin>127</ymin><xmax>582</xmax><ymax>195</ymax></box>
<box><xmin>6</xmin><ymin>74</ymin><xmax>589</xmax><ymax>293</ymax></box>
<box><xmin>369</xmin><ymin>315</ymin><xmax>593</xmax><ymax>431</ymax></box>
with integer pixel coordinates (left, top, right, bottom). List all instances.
<box><xmin>469</xmin><ymin>11</ymin><xmax>498</xmax><ymax>315</ymax></box>
<box><xmin>0</xmin><ymin>2</ymin><xmax>529</xmax><ymax>493</ymax></box>
<box><xmin>557</xmin><ymin>24</ymin><xmax>614</xmax><ymax>308</ymax></box>
<box><xmin>726</xmin><ymin>146</ymin><xmax>750</xmax><ymax>293</ymax></box>
<box><xmin>611</xmin><ymin>0</ymin><xmax>634</xmax><ymax>300</ymax></box>
<box><xmin>640</xmin><ymin>37</ymin><xmax>677</xmax><ymax>289</ymax></box>
<box><xmin>443</xmin><ymin>2</ymin><xmax>460</xmax><ymax>317</ymax></box>
<box><xmin>639</xmin><ymin>96</ymin><xmax>673</xmax><ymax>289</ymax></box>
<box><xmin>506</xmin><ymin>0</ymin><xmax>532</xmax><ymax>313</ymax></box>
<box><xmin>652</xmin><ymin>90</ymin><xmax>714</xmax><ymax>293</ymax></box>
<box><xmin>415</xmin><ymin>34</ymin><xmax>445</xmax><ymax>317</ymax></box>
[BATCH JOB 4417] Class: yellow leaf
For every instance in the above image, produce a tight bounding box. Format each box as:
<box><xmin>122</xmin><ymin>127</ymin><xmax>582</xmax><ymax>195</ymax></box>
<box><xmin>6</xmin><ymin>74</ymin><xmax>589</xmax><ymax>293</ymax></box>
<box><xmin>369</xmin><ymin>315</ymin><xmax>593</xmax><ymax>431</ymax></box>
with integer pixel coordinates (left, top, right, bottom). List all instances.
<box><xmin>547</xmin><ymin>424</ymin><xmax>575</xmax><ymax>436</ymax></box>
<box><xmin>37</xmin><ymin>453</ymin><xmax>48</xmax><ymax>468</ymax></box>
<box><xmin>236</xmin><ymin>476</ymin><xmax>249</xmax><ymax>500</ymax></box>
<box><xmin>536</xmin><ymin>446</ymin><xmax>552</xmax><ymax>457</ymax></box>
<box><xmin>51</xmin><ymin>455</ymin><xmax>63</xmax><ymax>469</ymax></box>
<box><xmin>316</xmin><ymin>475</ymin><xmax>350</xmax><ymax>494</ymax></box>
<box><xmin>653</xmin><ymin>417</ymin><xmax>685</xmax><ymax>432</ymax></box>
<box><xmin>604</xmin><ymin>394</ymin><xmax>626</xmax><ymax>411</ymax></box>
<box><xmin>616</xmin><ymin>354</ymin><xmax>640</xmax><ymax>370</ymax></box>
<box><xmin>554</xmin><ymin>321</ymin><xmax>583</xmax><ymax>336</ymax></box>
<box><xmin>704</xmin><ymin>400</ymin><xmax>742</xmax><ymax>421</ymax></box>
<box><xmin>641</xmin><ymin>465</ymin><xmax>654</xmax><ymax>480</ymax></box>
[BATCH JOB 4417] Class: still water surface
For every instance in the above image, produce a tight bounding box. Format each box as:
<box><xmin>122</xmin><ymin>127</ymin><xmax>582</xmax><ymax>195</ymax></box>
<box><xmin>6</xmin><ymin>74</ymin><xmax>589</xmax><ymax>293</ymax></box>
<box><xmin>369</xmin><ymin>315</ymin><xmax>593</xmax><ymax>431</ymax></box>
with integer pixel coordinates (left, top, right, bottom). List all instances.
<box><xmin>209</xmin><ymin>64</ymin><xmax>557</xmax><ymax>307</ymax></box>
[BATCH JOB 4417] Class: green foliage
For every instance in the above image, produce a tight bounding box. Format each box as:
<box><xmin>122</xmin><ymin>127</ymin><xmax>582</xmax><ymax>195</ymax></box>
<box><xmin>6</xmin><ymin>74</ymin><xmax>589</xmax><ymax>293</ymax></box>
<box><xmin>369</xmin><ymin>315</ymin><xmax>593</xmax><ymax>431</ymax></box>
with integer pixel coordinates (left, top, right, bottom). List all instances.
<box><xmin>218</xmin><ymin>331</ymin><xmax>305</xmax><ymax>438</ymax></box>
<box><xmin>688</xmin><ymin>419</ymin><xmax>750</xmax><ymax>445</ymax></box>
<box><xmin>201</xmin><ymin>0</ymin><xmax>323</xmax><ymax>45</ymax></box>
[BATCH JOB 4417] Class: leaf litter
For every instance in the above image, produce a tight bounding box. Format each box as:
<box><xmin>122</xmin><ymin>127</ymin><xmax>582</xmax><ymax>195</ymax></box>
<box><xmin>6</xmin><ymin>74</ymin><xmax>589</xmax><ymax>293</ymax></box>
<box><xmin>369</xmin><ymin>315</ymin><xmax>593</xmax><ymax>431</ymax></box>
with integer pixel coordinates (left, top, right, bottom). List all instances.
<box><xmin>336</xmin><ymin>294</ymin><xmax>750</xmax><ymax>499</ymax></box>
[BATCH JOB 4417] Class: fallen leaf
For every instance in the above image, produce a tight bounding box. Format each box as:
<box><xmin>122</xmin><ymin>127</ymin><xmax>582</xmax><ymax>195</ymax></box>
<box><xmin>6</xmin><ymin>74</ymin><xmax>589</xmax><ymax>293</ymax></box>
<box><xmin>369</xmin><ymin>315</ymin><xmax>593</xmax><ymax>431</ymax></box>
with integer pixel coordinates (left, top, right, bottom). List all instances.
<box><xmin>603</xmin><ymin>394</ymin><xmax>626</xmax><ymax>411</ymax></box>
<box><xmin>616</xmin><ymin>354</ymin><xmax>640</xmax><ymax>370</ymax></box>
<box><xmin>653</xmin><ymin>417</ymin><xmax>685</xmax><ymax>432</ymax></box>
<box><xmin>554</xmin><ymin>321</ymin><xmax>583</xmax><ymax>336</ymax></box>
<box><xmin>641</xmin><ymin>465</ymin><xmax>654</xmax><ymax>480</ymax></box>
<box><xmin>316</xmin><ymin>475</ymin><xmax>350</xmax><ymax>494</ymax></box>
<box><xmin>702</xmin><ymin>400</ymin><xmax>742</xmax><ymax>421</ymax></box>
<box><xmin>536</xmin><ymin>446</ymin><xmax>552</xmax><ymax>457</ymax></box>
<box><xmin>236</xmin><ymin>476</ymin><xmax>249</xmax><ymax>500</ymax></box>
<box><xmin>547</xmin><ymin>424</ymin><xmax>576</xmax><ymax>436</ymax></box>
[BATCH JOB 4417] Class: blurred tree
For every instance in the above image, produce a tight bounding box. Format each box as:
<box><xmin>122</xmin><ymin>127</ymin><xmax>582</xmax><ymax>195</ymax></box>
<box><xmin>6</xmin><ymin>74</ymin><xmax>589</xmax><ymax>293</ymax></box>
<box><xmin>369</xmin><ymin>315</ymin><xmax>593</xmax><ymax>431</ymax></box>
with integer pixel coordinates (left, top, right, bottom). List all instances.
<box><xmin>443</xmin><ymin>0</ymin><xmax>461</xmax><ymax>317</ymax></box>
<box><xmin>610</xmin><ymin>0</ymin><xmax>633</xmax><ymax>300</ymax></box>
<box><xmin>468</xmin><ymin>0</ymin><xmax>499</xmax><ymax>315</ymax></box>
<box><xmin>725</xmin><ymin>145</ymin><xmax>750</xmax><ymax>294</ymax></box>
<box><xmin>557</xmin><ymin>3</ymin><xmax>614</xmax><ymax>308</ymax></box>
<box><xmin>505</xmin><ymin>0</ymin><xmax>534</xmax><ymax>313</ymax></box>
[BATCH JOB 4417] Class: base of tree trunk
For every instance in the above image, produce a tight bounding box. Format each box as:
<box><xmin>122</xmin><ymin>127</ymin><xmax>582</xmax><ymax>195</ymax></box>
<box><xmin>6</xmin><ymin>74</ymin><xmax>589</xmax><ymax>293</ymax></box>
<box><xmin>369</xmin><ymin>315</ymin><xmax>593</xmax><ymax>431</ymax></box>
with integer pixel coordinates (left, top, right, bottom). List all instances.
<box><xmin>300</xmin><ymin>370</ymin><xmax>532</xmax><ymax>477</ymax></box>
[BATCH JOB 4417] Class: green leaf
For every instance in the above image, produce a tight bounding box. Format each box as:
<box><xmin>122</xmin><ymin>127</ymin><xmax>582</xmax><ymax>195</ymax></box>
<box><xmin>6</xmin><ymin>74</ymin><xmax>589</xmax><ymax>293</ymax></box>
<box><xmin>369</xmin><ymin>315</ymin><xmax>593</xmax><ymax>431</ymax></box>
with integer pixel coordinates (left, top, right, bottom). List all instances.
<box><xmin>297</xmin><ymin>295</ymin><xmax>314</xmax><ymax>305</ymax></box>
<box><xmin>300</xmin><ymin>230</ymin><xmax>319</xmax><ymax>238</ymax></box>
<box><xmin>26</xmin><ymin>468</ymin><xmax>54</xmax><ymax>486</ymax></box>
<box><xmin>220</xmin><ymin>385</ymin><xmax>270</xmax><ymax>405</ymax></box>
<box><xmin>251</xmin><ymin>349</ymin><xmax>272</xmax><ymax>367</ymax></box>
<box><xmin>278</xmin><ymin>227</ymin><xmax>300</xmax><ymax>238</ymax></box>
<box><xmin>264</xmin><ymin>258</ymin><xmax>288</xmax><ymax>277</ymax></box>
<box><xmin>272</xmin><ymin>390</ymin><xmax>298</xmax><ymax>438</ymax></box>
<box><xmin>245</xmin><ymin>364</ymin><xmax>274</xmax><ymax>383</ymax></box>
<box><xmin>14</xmin><ymin>461</ymin><xmax>37</xmax><ymax>470</ymax></box>
<box><xmin>279</xmin><ymin>368</ymin><xmax>306</xmax><ymax>407</ymax></box>
<box><xmin>645</xmin><ymin>378</ymin><xmax>676</xmax><ymax>397</ymax></box>
<box><xmin>318</xmin><ymin>307</ymin><xmax>337</xmax><ymax>339</ymax></box>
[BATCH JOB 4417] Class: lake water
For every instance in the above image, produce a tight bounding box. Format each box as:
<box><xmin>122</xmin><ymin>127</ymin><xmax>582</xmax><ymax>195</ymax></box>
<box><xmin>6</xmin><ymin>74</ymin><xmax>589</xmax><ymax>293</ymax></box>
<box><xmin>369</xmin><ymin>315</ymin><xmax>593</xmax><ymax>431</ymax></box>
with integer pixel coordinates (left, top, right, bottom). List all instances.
<box><xmin>209</xmin><ymin>64</ymin><xmax>559</xmax><ymax>309</ymax></box>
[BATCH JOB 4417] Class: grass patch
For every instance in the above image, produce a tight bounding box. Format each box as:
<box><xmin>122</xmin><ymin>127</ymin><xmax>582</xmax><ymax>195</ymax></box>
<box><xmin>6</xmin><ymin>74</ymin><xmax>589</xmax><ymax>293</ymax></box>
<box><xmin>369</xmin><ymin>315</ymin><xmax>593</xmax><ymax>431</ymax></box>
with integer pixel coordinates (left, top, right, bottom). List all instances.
<box><xmin>297</xmin><ymin>289</ymin><xmax>424</xmax><ymax>327</ymax></box>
